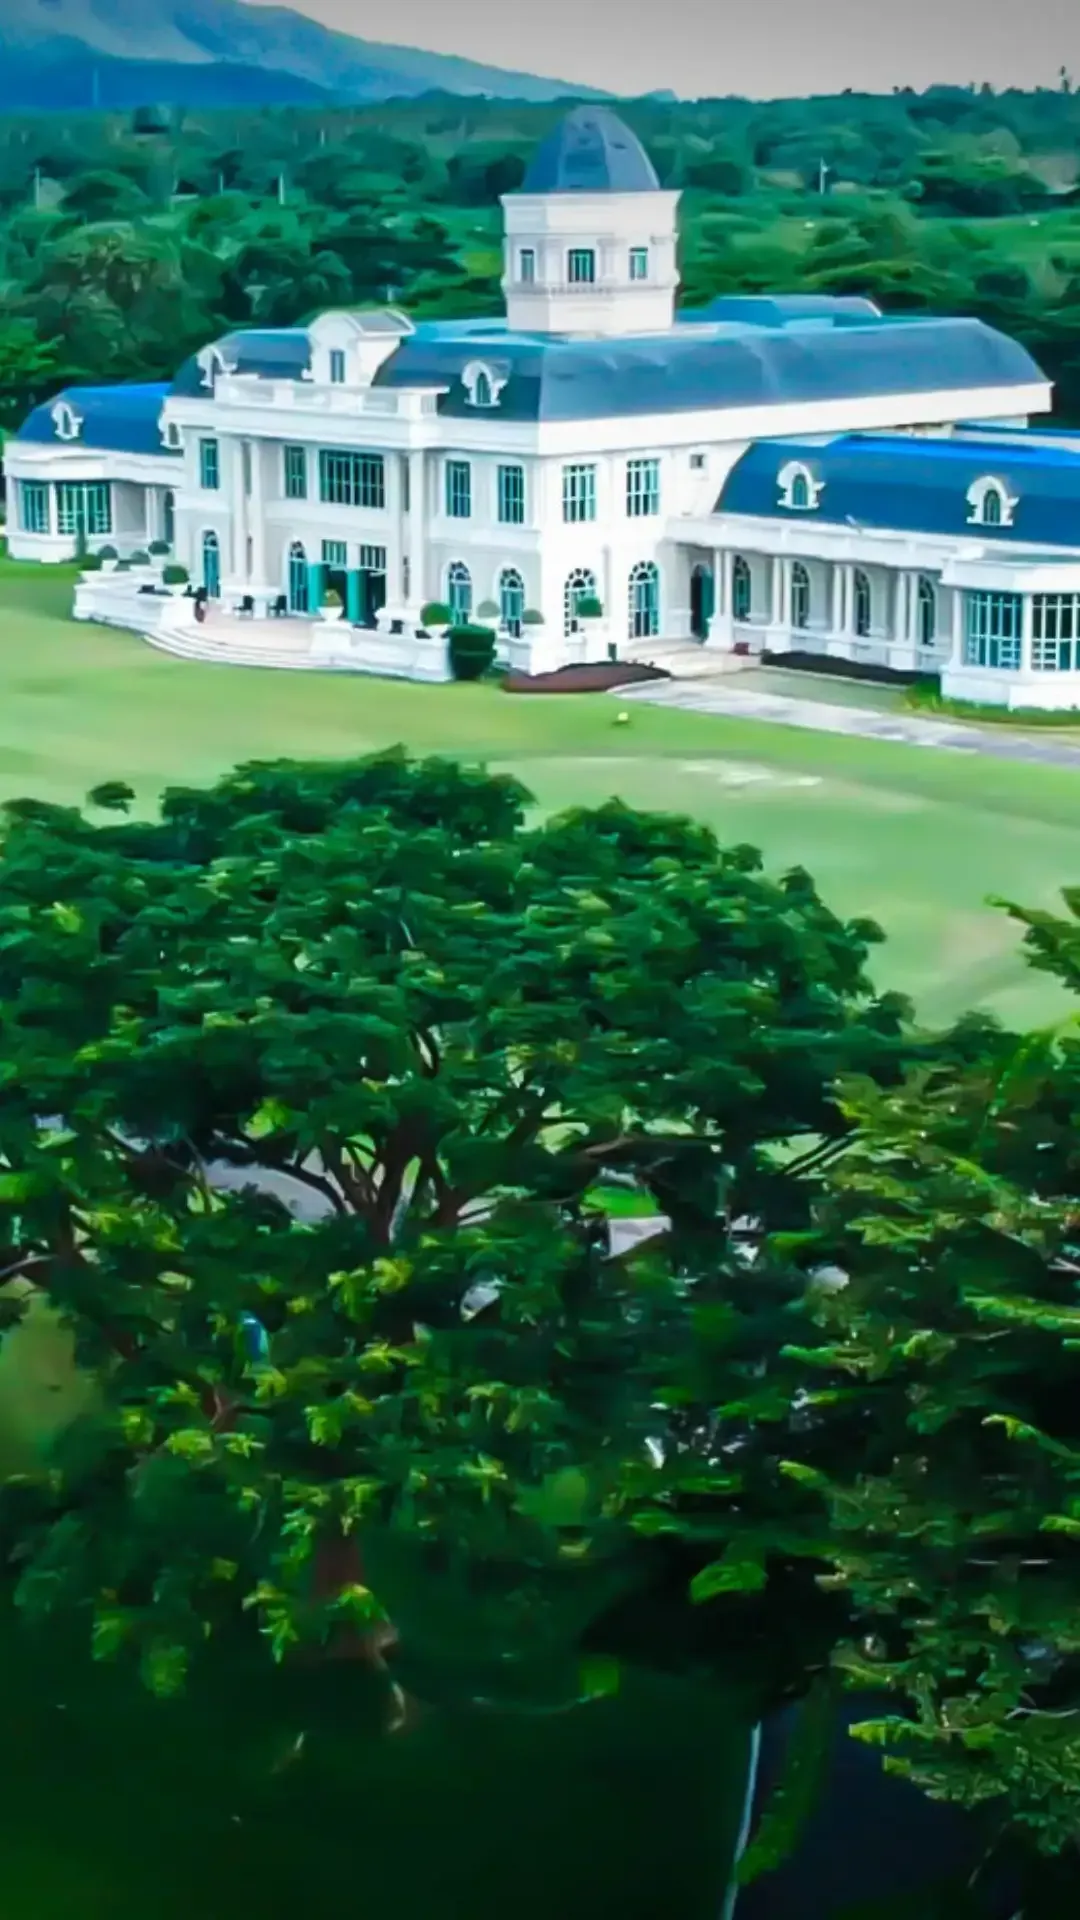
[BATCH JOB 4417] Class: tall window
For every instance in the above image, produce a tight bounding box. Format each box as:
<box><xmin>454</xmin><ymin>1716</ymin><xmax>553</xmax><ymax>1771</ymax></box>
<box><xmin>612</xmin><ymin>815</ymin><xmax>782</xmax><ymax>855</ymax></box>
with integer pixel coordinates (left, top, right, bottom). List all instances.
<box><xmin>318</xmin><ymin>450</ymin><xmax>385</xmax><ymax>509</ymax></box>
<box><xmin>519</xmin><ymin>247</ymin><xmax>536</xmax><ymax>283</ymax></box>
<box><xmin>329</xmin><ymin>349</ymin><xmax>346</xmax><ymax>384</ymax></box>
<box><xmin>629</xmin><ymin>561</ymin><xmax>660</xmax><ymax>639</ymax></box>
<box><xmin>791</xmin><ymin>562</ymin><xmax>811</xmax><ymax>632</ymax></box>
<box><xmin>447</xmin><ymin>561</ymin><xmax>472</xmax><ymax>624</ymax></box>
<box><xmin>789</xmin><ymin>471</ymin><xmax>811</xmax><ymax>510</ymax></box>
<box><xmin>472</xmin><ymin>370</ymin><xmax>493</xmax><ymax>408</ymax></box>
<box><xmin>964</xmin><ymin>590</ymin><xmax>1022</xmax><ymax>670</ymax></box>
<box><xmin>732</xmin><ymin>554</ymin><xmax>752</xmax><ymax>622</ymax></box>
<box><xmin>626</xmin><ymin>457</ymin><xmax>660</xmax><ymax>518</ymax></box>
<box><xmin>321</xmin><ymin>539</ymin><xmax>347</xmax><ymax>569</ymax></box>
<box><xmin>917</xmin><ymin>574</ymin><xmax>937</xmax><ymax>648</ymax></box>
<box><xmin>445</xmin><ymin>459</ymin><xmax>472</xmax><ymax>519</ymax></box>
<box><xmin>283</xmin><ymin>445</ymin><xmax>307</xmax><ymax>499</ymax></box>
<box><xmin>1032</xmin><ymin>593</ymin><xmax>1080</xmax><ymax>672</ymax></box>
<box><xmin>288</xmin><ymin>541</ymin><xmax>308</xmax><ymax>613</ymax></box>
<box><xmin>199</xmin><ymin>438</ymin><xmax>220</xmax><ymax>491</ymax></box>
<box><xmin>982</xmin><ymin>486</ymin><xmax>1002</xmax><ymax>525</ymax></box>
<box><xmin>564</xmin><ymin>567</ymin><xmax>598</xmax><ymax>636</ymax></box>
<box><xmin>499</xmin><ymin>567</ymin><xmax>525</xmax><ymax>638</ymax></box>
<box><xmin>497</xmin><ymin>464</ymin><xmax>525</xmax><ymax>525</ymax></box>
<box><xmin>201</xmin><ymin>529</ymin><xmax>220</xmax><ymax>598</ymax></box>
<box><xmin>17</xmin><ymin>481</ymin><xmax>49</xmax><ymax>534</ymax></box>
<box><xmin>563</xmin><ymin>464</ymin><xmax>597</xmax><ymax>523</ymax></box>
<box><xmin>56</xmin><ymin>481</ymin><xmax>111</xmax><ymax>538</ymax></box>
<box><xmin>629</xmin><ymin>246</ymin><xmax>649</xmax><ymax>281</ymax></box>
<box><xmin>567</xmin><ymin>248</ymin><xmax>596</xmax><ymax>285</ymax></box>
<box><xmin>853</xmin><ymin>569</ymin><xmax>872</xmax><ymax>638</ymax></box>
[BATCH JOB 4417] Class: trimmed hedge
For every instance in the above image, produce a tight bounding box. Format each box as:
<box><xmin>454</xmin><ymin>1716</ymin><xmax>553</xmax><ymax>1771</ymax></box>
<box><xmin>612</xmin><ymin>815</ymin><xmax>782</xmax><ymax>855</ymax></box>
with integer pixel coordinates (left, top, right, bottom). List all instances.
<box><xmin>448</xmin><ymin>623</ymin><xmax>496</xmax><ymax>682</ymax></box>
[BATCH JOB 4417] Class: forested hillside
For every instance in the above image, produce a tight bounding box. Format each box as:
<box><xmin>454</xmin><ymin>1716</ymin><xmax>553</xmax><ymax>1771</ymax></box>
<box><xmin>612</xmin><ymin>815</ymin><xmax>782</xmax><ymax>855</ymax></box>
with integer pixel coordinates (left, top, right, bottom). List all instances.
<box><xmin>2</xmin><ymin>85</ymin><xmax>1080</xmax><ymax>429</ymax></box>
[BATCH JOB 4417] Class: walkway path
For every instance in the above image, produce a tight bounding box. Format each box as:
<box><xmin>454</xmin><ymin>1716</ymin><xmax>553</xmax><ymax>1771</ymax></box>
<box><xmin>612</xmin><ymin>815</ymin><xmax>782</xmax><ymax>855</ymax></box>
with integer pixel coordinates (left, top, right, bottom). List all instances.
<box><xmin>614</xmin><ymin>677</ymin><xmax>1080</xmax><ymax>769</ymax></box>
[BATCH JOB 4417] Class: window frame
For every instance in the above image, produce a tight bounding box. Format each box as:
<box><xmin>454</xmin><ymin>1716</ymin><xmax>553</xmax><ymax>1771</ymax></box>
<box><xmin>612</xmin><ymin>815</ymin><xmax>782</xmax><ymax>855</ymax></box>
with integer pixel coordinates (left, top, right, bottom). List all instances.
<box><xmin>283</xmin><ymin>444</ymin><xmax>308</xmax><ymax>500</ymax></box>
<box><xmin>626</xmin><ymin>456</ymin><xmax>661</xmax><ymax>519</ymax></box>
<box><xmin>18</xmin><ymin>480</ymin><xmax>49</xmax><ymax>535</ymax></box>
<box><xmin>963</xmin><ymin>589</ymin><xmax>1023</xmax><ymax>671</ymax></box>
<box><xmin>497</xmin><ymin>464</ymin><xmax>525</xmax><ymax>526</ymax></box>
<box><xmin>629</xmin><ymin>246</ymin><xmax>649</xmax><ymax>282</ymax></box>
<box><xmin>329</xmin><ymin>348</ymin><xmax>347</xmax><ymax>385</ymax></box>
<box><xmin>445</xmin><ymin>458</ymin><xmax>472</xmax><ymax>521</ymax></box>
<box><xmin>567</xmin><ymin>247</ymin><xmax>597</xmax><ymax>286</ymax></box>
<box><xmin>318</xmin><ymin>449</ymin><xmax>386</xmax><ymax>510</ymax></box>
<box><xmin>562</xmin><ymin>463</ymin><xmax>597</xmax><ymax>523</ymax></box>
<box><xmin>199</xmin><ymin>437</ymin><xmax>220</xmax><ymax>492</ymax></box>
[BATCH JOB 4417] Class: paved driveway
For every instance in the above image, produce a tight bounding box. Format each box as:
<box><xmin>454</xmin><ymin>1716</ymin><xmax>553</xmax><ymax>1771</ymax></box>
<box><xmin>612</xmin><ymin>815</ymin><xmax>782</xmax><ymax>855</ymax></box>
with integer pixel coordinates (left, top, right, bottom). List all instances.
<box><xmin>614</xmin><ymin>679</ymin><xmax>1080</xmax><ymax>769</ymax></box>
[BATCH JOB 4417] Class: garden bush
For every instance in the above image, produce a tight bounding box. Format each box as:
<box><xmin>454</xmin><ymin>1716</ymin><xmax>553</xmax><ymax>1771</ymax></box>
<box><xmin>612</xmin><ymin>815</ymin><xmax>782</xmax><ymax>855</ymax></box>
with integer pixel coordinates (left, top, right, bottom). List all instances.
<box><xmin>448</xmin><ymin>622</ymin><xmax>497</xmax><ymax>681</ymax></box>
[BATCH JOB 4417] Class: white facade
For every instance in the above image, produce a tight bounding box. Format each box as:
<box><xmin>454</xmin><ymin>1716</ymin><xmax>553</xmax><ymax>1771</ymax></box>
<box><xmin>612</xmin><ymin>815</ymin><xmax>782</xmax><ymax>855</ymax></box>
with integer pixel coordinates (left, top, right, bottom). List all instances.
<box><xmin>8</xmin><ymin>106</ymin><xmax>1080</xmax><ymax>709</ymax></box>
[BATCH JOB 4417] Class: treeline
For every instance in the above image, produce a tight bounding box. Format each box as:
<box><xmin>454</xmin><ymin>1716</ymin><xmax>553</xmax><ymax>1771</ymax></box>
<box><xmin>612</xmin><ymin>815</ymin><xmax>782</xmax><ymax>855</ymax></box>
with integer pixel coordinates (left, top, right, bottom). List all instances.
<box><xmin>1</xmin><ymin>86</ymin><xmax>1080</xmax><ymax>429</ymax></box>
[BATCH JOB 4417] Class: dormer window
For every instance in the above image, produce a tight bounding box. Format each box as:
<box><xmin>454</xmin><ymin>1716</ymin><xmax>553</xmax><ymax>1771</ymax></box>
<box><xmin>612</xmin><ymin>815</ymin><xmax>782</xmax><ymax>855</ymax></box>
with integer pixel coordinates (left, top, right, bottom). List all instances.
<box><xmin>967</xmin><ymin>475</ymin><xmax>1015</xmax><ymax>528</ymax></box>
<box><xmin>519</xmin><ymin>247</ymin><xmax>536</xmax><ymax>284</ymax></box>
<box><xmin>462</xmin><ymin>360</ymin><xmax>508</xmax><ymax>409</ymax></box>
<box><xmin>53</xmin><ymin>401</ymin><xmax>81</xmax><ymax>442</ymax></box>
<box><xmin>162</xmin><ymin>420</ymin><xmax>182</xmax><ymax>451</ymax></box>
<box><xmin>778</xmin><ymin>460</ymin><xmax>824</xmax><ymax>511</ymax></box>
<box><xmin>567</xmin><ymin>248</ymin><xmax>596</xmax><ymax>286</ymax></box>
<box><xmin>329</xmin><ymin>348</ymin><xmax>346</xmax><ymax>384</ymax></box>
<box><xmin>629</xmin><ymin>246</ymin><xmax>649</xmax><ymax>282</ymax></box>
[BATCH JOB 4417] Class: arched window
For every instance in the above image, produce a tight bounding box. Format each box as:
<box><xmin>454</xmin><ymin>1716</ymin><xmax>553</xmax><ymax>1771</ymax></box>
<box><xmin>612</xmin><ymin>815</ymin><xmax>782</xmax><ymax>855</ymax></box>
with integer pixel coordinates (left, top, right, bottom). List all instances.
<box><xmin>499</xmin><ymin>567</ymin><xmax>525</xmax><ymax>637</ymax></box>
<box><xmin>162</xmin><ymin>489</ymin><xmax>175</xmax><ymax>549</ymax></box>
<box><xmin>791</xmin><ymin>561</ymin><xmax>811</xmax><ymax>632</ymax></box>
<box><xmin>564</xmin><ymin>566</ymin><xmax>598</xmax><ymax>635</ymax></box>
<box><xmin>982</xmin><ymin>485</ymin><xmax>1002</xmax><ymax>526</ymax></box>
<box><xmin>732</xmin><ymin>554</ymin><xmax>752</xmax><ymax>622</ymax></box>
<box><xmin>967</xmin><ymin>476</ymin><xmax>1014</xmax><ymax>528</ymax></box>
<box><xmin>201</xmin><ymin>529</ymin><xmax>220</xmax><ymax>598</ymax></box>
<box><xmin>917</xmin><ymin>573</ymin><xmax>937</xmax><ymax>648</ymax></box>
<box><xmin>288</xmin><ymin>540</ymin><xmax>308</xmax><ymax>613</ymax></box>
<box><xmin>854</xmin><ymin>568</ymin><xmax>872</xmax><ymax>639</ymax></box>
<box><xmin>628</xmin><ymin>561</ymin><xmax>660</xmax><ymax>640</ymax></box>
<box><xmin>790</xmin><ymin>470</ymin><xmax>810</xmax><ymax>510</ymax></box>
<box><xmin>447</xmin><ymin>561</ymin><xmax>472</xmax><ymax>623</ymax></box>
<box><xmin>473</xmin><ymin>369</ymin><xmax>493</xmax><ymax>408</ymax></box>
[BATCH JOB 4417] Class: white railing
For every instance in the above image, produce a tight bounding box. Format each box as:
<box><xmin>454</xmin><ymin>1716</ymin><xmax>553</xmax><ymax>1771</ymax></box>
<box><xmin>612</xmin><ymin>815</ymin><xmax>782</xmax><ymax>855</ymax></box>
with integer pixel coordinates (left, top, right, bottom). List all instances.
<box><xmin>213</xmin><ymin>377</ymin><xmax>442</xmax><ymax>419</ymax></box>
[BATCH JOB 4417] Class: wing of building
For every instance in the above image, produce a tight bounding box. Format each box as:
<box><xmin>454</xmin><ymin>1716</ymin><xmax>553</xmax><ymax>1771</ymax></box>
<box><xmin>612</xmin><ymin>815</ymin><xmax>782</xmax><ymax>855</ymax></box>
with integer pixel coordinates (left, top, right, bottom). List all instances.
<box><xmin>6</xmin><ymin>104</ymin><xmax>1080</xmax><ymax>708</ymax></box>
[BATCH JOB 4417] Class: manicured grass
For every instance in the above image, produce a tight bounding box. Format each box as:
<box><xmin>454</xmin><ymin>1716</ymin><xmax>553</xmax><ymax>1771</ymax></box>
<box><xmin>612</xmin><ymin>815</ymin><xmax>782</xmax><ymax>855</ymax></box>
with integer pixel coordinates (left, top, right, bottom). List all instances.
<box><xmin>3</xmin><ymin>561</ymin><xmax>1080</xmax><ymax>1028</ymax></box>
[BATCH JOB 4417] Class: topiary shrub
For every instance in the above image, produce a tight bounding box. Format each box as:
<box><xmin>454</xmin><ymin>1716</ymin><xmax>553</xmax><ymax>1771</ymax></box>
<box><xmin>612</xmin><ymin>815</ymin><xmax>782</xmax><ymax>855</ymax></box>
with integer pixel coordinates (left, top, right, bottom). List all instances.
<box><xmin>80</xmin><ymin>551</ymin><xmax>103</xmax><ymax>572</ymax></box>
<box><xmin>115</xmin><ymin>558</ymin><xmax>132</xmax><ymax>572</ymax></box>
<box><xmin>162</xmin><ymin>563</ymin><xmax>189</xmax><ymax>586</ymax></box>
<box><xmin>522</xmin><ymin>607</ymin><xmax>545</xmax><ymax>626</ymax></box>
<box><xmin>95</xmin><ymin>545</ymin><xmax>118</xmax><ymax>563</ymax></box>
<box><xmin>575</xmin><ymin>594</ymin><xmax>604</xmax><ymax>620</ymax></box>
<box><xmin>322</xmin><ymin>586</ymin><xmax>343</xmax><ymax>610</ymax></box>
<box><xmin>421</xmin><ymin>601</ymin><xmax>452</xmax><ymax>628</ymax></box>
<box><xmin>148</xmin><ymin>539</ymin><xmax>170</xmax><ymax>556</ymax></box>
<box><xmin>448</xmin><ymin>623</ymin><xmax>496</xmax><ymax>682</ymax></box>
<box><xmin>475</xmin><ymin>598</ymin><xmax>500</xmax><ymax>620</ymax></box>
<box><xmin>128</xmin><ymin>549</ymin><xmax>150</xmax><ymax>566</ymax></box>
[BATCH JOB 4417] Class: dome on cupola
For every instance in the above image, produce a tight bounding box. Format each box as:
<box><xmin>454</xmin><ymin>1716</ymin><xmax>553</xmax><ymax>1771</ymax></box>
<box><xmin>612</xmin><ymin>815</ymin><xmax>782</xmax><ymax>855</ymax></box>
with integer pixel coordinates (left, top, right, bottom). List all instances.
<box><xmin>520</xmin><ymin>106</ymin><xmax>660</xmax><ymax>195</ymax></box>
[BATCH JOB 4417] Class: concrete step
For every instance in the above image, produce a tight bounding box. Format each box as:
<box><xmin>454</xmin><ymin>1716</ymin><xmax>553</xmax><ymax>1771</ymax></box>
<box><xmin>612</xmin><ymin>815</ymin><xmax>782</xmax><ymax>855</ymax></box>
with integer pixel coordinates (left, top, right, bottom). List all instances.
<box><xmin>620</xmin><ymin>638</ymin><xmax>753</xmax><ymax>680</ymax></box>
<box><xmin>144</xmin><ymin>628</ymin><xmax>331</xmax><ymax>672</ymax></box>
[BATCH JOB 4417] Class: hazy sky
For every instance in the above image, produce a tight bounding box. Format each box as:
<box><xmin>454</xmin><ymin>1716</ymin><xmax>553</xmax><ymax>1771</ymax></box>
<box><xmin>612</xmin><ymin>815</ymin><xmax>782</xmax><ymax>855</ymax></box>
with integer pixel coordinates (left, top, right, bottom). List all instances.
<box><xmin>259</xmin><ymin>0</ymin><xmax>1080</xmax><ymax>96</ymax></box>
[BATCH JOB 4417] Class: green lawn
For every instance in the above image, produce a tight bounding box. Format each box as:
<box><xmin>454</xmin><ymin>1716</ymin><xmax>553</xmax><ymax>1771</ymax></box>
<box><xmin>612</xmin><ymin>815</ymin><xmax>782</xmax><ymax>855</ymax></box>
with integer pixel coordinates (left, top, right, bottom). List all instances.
<box><xmin>3</xmin><ymin>558</ymin><xmax>1080</xmax><ymax>1028</ymax></box>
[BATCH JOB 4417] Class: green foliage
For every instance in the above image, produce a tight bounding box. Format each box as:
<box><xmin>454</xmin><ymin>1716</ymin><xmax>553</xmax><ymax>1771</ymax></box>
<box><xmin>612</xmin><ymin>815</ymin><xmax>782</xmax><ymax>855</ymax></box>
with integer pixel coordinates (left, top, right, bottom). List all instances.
<box><xmin>420</xmin><ymin>600</ymin><xmax>452</xmax><ymax>628</ymax></box>
<box><xmin>0</xmin><ymin>749</ymin><xmax>910</xmax><ymax>1711</ymax></box>
<box><xmin>522</xmin><ymin>608</ymin><xmax>545</xmax><ymax>626</ymax></box>
<box><xmin>448</xmin><ymin>622</ymin><xmax>497</xmax><ymax>681</ymax></box>
<box><xmin>736</xmin><ymin>1680</ymin><xmax>836</xmax><ymax>1886</ymax></box>
<box><xmin>128</xmin><ymin>549</ymin><xmax>150</xmax><ymax>565</ymax></box>
<box><xmin>147</xmin><ymin>539</ymin><xmax>170</xmax><ymax>556</ymax></box>
<box><xmin>322</xmin><ymin>584</ymin><xmax>343</xmax><ymax>609</ymax></box>
<box><xmin>161</xmin><ymin>562</ymin><xmax>188</xmax><ymax>585</ymax></box>
<box><xmin>95</xmin><ymin>545</ymin><xmax>118</xmax><ymax>562</ymax></box>
<box><xmin>574</xmin><ymin>595</ymin><xmax>604</xmax><ymax>620</ymax></box>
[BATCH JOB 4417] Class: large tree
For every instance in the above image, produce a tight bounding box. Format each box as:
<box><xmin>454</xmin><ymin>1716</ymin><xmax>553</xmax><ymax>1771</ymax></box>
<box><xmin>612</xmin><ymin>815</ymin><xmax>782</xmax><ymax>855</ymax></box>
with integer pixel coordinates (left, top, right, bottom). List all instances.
<box><xmin>0</xmin><ymin>751</ymin><xmax>911</xmax><ymax>1727</ymax></box>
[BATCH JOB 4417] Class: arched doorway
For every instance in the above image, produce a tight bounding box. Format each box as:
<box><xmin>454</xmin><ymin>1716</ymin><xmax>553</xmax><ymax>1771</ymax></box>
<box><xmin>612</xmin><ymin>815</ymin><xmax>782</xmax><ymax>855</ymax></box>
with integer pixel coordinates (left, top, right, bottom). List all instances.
<box><xmin>288</xmin><ymin>541</ymin><xmax>308</xmax><ymax>613</ymax></box>
<box><xmin>628</xmin><ymin>561</ymin><xmax>660</xmax><ymax>640</ymax></box>
<box><xmin>690</xmin><ymin>563</ymin><xmax>714</xmax><ymax>642</ymax></box>
<box><xmin>791</xmin><ymin>562</ymin><xmax>811</xmax><ymax>632</ymax></box>
<box><xmin>201</xmin><ymin>529</ymin><xmax>220</xmax><ymax>599</ymax></box>
<box><xmin>447</xmin><ymin>561</ymin><xmax>472</xmax><ymax>625</ymax></box>
<box><xmin>564</xmin><ymin>567</ymin><xmax>597</xmax><ymax>636</ymax></box>
<box><xmin>917</xmin><ymin>574</ymin><xmax>937</xmax><ymax>648</ymax></box>
<box><xmin>854</xmin><ymin>569</ymin><xmax>872</xmax><ymax>639</ymax></box>
<box><xmin>499</xmin><ymin>567</ymin><xmax>525</xmax><ymax>638</ymax></box>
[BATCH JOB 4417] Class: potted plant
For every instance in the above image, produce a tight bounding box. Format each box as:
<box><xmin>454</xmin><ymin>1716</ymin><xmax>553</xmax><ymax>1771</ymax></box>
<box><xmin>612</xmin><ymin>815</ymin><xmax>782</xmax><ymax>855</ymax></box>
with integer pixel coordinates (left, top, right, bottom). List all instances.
<box><xmin>148</xmin><ymin>539</ymin><xmax>170</xmax><ymax>558</ymax></box>
<box><xmin>80</xmin><ymin>550</ymin><xmax>103</xmax><ymax>572</ymax></box>
<box><xmin>128</xmin><ymin>549</ymin><xmax>150</xmax><ymax>567</ymax></box>
<box><xmin>95</xmin><ymin>545</ymin><xmax>118</xmax><ymax>573</ymax></box>
<box><xmin>321</xmin><ymin>586</ymin><xmax>344</xmax><ymax>624</ymax></box>
<box><xmin>448</xmin><ymin>623</ymin><xmax>496</xmax><ymax>683</ymax></box>
<box><xmin>476</xmin><ymin>598</ymin><xmax>501</xmax><ymax>622</ymax></box>
<box><xmin>420</xmin><ymin>601</ymin><xmax>453</xmax><ymax>633</ymax></box>
<box><xmin>162</xmin><ymin>563</ymin><xmax>189</xmax><ymax>595</ymax></box>
<box><xmin>575</xmin><ymin>594</ymin><xmax>604</xmax><ymax>622</ymax></box>
<box><xmin>522</xmin><ymin>608</ymin><xmax>545</xmax><ymax>627</ymax></box>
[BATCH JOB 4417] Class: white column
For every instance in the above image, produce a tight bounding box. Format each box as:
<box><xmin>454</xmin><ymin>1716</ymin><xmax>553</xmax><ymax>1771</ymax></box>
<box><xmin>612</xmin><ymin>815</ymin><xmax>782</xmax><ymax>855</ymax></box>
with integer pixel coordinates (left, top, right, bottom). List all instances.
<box><xmin>716</xmin><ymin>549</ymin><xmax>733</xmax><ymax>647</ymax></box>
<box><xmin>249</xmin><ymin>441</ymin><xmax>269</xmax><ymax>605</ymax></box>
<box><xmin>407</xmin><ymin>449</ymin><xmax>425</xmax><ymax>610</ymax></box>
<box><xmin>949</xmin><ymin>586</ymin><xmax>965</xmax><ymax>666</ymax></box>
<box><xmin>770</xmin><ymin>555</ymin><xmax>786</xmax><ymax>629</ymax></box>
<box><xmin>1020</xmin><ymin>592</ymin><xmax>1035</xmax><ymax>675</ymax></box>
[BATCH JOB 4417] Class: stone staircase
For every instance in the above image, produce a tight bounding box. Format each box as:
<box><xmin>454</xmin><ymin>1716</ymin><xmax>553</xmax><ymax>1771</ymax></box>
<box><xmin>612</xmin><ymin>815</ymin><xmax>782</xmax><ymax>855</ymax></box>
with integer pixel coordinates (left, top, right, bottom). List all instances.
<box><xmin>143</xmin><ymin>615</ymin><xmax>335</xmax><ymax>672</ymax></box>
<box><xmin>619</xmin><ymin>637</ymin><xmax>755</xmax><ymax>680</ymax></box>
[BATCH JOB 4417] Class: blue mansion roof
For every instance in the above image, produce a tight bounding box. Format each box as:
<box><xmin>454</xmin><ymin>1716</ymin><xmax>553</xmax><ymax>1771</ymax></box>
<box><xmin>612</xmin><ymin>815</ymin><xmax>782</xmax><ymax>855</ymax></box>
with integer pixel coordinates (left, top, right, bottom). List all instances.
<box><xmin>518</xmin><ymin>106</ymin><xmax>660</xmax><ymax>195</ymax></box>
<box><xmin>372</xmin><ymin>310</ymin><xmax>1043</xmax><ymax>422</ymax></box>
<box><xmin>718</xmin><ymin>432</ymin><xmax>1080</xmax><ymax>549</ymax></box>
<box><xmin>170</xmin><ymin>328</ymin><xmax>312</xmax><ymax>397</ymax></box>
<box><xmin>15</xmin><ymin>383</ymin><xmax>172</xmax><ymax>455</ymax></box>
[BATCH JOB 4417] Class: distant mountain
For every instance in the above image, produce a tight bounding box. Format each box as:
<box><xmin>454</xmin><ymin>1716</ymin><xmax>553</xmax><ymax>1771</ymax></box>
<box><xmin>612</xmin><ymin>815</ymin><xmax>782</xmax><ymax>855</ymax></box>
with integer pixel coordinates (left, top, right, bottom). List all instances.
<box><xmin>0</xmin><ymin>0</ymin><xmax>601</xmax><ymax>110</ymax></box>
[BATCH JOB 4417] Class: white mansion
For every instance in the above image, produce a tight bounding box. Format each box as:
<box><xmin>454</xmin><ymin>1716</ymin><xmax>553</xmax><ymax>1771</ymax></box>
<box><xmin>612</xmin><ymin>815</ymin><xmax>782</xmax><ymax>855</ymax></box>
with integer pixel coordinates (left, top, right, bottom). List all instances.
<box><xmin>8</xmin><ymin>104</ymin><xmax>1080</xmax><ymax>708</ymax></box>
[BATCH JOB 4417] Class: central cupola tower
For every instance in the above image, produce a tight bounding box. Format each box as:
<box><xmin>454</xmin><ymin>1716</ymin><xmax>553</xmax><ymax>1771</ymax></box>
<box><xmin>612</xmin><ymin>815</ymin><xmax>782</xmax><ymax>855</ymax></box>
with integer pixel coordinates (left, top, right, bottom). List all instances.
<box><xmin>501</xmin><ymin>107</ymin><xmax>679</xmax><ymax>337</ymax></box>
